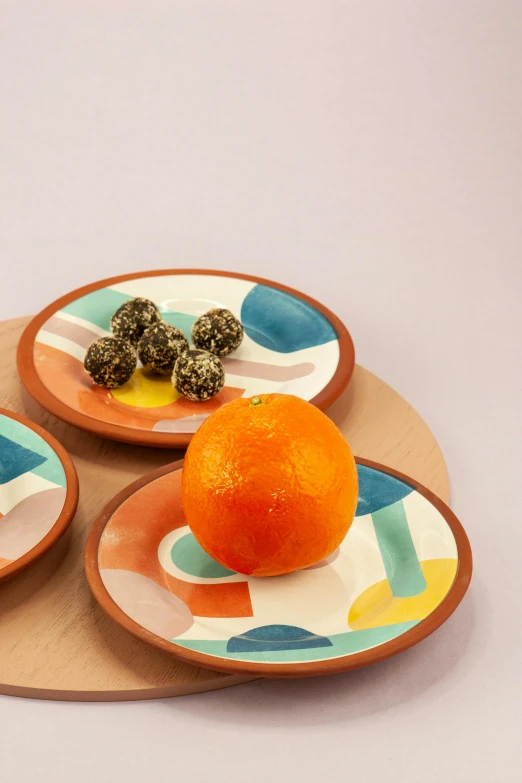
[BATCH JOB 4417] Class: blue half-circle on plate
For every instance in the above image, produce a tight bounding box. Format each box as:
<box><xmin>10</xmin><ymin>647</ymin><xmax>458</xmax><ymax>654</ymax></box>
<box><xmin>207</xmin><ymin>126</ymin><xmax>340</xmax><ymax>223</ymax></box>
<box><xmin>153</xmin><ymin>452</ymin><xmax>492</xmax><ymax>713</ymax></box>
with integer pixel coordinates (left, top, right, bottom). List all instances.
<box><xmin>241</xmin><ymin>284</ymin><xmax>338</xmax><ymax>353</ymax></box>
<box><xmin>227</xmin><ymin>624</ymin><xmax>333</xmax><ymax>653</ymax></box>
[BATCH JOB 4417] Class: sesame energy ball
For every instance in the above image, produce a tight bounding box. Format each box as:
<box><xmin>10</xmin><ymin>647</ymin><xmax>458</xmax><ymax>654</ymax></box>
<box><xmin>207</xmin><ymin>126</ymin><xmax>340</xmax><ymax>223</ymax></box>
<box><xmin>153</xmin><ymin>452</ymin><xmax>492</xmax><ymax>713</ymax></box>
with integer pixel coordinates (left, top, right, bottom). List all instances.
<box><xmin>138</xmin><ymin>322</ymin><xmax>189</xmax><ymax>376</ymax></box>
<box><xmin>172</xmin><ymin>349</ymin><xmax>225</xmax><ymax>401</ymax></box>
<box><xmin>191</xmin><ymin>308</ymin><xmax>243</xmax><ymax>356</ymax></box>
<box><xmin>84</xmin><ymin>336</ymin><xmax>137</xmax><ymax>388</ymax></box>
<box><xmin>110</xmin><ymin>297</ymin><xmax>161</xmax><ymax>347</ymax></box>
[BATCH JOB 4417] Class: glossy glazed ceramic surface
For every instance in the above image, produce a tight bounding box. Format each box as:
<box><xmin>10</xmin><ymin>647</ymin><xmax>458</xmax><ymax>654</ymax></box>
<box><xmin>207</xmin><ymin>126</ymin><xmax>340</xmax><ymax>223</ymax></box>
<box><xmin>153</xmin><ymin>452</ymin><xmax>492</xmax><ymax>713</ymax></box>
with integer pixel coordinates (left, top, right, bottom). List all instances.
<box><xmin>0</xmin><ymin>409</ymin><xmax>78</xmax><ymax>582</ymax></box>
<box><xmin>19</xmin><ymin>271</ymin><xmax>354</xmax><ymax>447</ymax></box>
<box><xmin>86</xmin><ymin>459</ymin><xmax>471</xmax><ymax>676</ymax></box>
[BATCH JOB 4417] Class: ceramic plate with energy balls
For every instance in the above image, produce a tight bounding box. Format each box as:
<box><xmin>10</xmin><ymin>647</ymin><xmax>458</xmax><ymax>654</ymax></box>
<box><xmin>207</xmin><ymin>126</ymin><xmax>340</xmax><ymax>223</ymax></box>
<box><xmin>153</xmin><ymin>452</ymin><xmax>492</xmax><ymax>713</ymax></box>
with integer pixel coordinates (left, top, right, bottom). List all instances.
<box><xmin>0</xmin><ymin>408</ymin><xmax>78</xmax><ymax>584</ymax></box>
<box><xmin>85</xmin><ymin>459</ymin><xmax>472</xmax><ymax>677</ymax></box>
<box><xmin>17</xmin><ymin>270</ymin><xmax>354</xmax><ymax>448</ymax></box>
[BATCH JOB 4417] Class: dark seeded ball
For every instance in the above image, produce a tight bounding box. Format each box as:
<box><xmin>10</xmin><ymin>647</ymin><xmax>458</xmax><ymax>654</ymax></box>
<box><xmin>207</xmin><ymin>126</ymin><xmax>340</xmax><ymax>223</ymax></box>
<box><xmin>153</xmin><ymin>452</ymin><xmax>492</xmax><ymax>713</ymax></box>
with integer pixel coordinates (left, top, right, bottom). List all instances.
<box><xmin>138</xmin><ymin>322</ymin><xmax>189</xmax><ymax>376</ymax></box>
<box><xmin>172</xmin><ymin>349</ymin><xmax>225</xmax><ymax>402</ymax></box>
<box><xmin>84</xmin><ymin>336</ymin><xmax>137</xmax><ymax>388</ymax></box>
<box><xmin>191</xmin><ymin>308</ymin><xmax>244</xmax><ymax>356</ymax></box>
<box><xmin>110</xmin><ymin>297</ymin><xmax>161</xmax><ymax>347</ymax></box>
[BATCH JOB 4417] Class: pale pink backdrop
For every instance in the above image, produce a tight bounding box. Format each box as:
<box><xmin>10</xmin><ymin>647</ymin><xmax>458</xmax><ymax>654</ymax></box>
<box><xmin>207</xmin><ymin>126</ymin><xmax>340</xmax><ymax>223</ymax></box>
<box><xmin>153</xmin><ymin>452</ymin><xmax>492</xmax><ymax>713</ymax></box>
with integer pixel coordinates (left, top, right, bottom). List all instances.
<box><xmin>0</xmin><ymin>2</ymin><xmax>520</xmax><ymax>782</ymax></box>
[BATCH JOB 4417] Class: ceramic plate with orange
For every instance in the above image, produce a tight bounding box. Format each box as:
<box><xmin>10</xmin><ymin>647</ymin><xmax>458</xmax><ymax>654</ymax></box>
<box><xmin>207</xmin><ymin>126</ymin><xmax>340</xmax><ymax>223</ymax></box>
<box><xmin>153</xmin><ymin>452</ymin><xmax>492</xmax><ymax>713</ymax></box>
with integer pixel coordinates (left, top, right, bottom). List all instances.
<box><xmin>0</xmin><ymin>408</ymin><xmax>78</xmax><ymax>584</ymax></box>
<box><xmin>85</xmin><ymin>458</ymin><xmax>472</xmax><ymax>677</ymax></box>
<box><xmin>17</xmin><ymin>270</ymin><xmax>354</xmax><ymax>448</ymax></box>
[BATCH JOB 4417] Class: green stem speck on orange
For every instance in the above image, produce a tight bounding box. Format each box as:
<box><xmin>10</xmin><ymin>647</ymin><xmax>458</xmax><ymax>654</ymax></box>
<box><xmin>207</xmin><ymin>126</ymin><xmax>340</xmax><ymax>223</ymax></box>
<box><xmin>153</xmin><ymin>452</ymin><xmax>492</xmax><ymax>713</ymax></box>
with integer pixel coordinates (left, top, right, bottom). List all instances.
<box><xmin>250</xmin><ymin>396</ymin><xmax>263</xmax><ymax>406</ymax></box>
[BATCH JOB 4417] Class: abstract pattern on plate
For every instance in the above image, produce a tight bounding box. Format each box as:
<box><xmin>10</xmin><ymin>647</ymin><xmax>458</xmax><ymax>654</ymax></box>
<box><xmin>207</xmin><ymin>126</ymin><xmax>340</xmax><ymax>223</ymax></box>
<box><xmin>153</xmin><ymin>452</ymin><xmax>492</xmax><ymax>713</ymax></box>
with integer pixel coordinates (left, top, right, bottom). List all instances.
<box><xmin>0</xmin><ymin>414</ymin><xmax>67</xmax><ymax>571</ymax></box>
<box><xmin>98</xmin><ymin>464</ymin><xmax>459</xmax><ymax>665</ymax></box>
<box><xmin>34</xmin><ymin>274</ymin><xmax>340</xmax><ymax>434</ymax></box>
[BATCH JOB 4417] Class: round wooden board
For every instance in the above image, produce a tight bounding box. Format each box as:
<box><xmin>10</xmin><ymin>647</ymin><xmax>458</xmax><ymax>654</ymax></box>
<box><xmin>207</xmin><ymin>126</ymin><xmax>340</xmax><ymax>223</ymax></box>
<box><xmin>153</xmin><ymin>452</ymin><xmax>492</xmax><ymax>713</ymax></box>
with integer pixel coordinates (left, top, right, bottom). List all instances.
<box><xmin>0</xmin><ymin>317</ymin><xmax>449</xmax><ymax>701</ymax></box>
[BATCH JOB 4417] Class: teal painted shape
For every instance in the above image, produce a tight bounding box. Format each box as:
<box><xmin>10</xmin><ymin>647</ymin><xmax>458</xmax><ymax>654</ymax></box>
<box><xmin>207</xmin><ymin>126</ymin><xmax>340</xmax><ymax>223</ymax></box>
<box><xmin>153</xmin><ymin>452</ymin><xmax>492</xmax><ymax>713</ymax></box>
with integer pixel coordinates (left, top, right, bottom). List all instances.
<box><xmin>356</xmin><ymin>464</ymin><xmax>414</xmax><ymax>516</ymax></box>
<box><xmin>171</xmin><ymin>533</ymin><xmax>235</xmax><ymax>578</ymax></box>
<box><xmin>372</xmin><ymin>500</ymin><xmax>427</xmax><ymax>598</ymax></box>
<box><xmin>31</xmin><ymin>458</ymin><xmax>66</xmax><ymax>487</ymax></box>
<box><xmin>173</xmin><ymin>621</ymin><xmax>419</xmax><ymax>662</ymax></box>
<box><xmin>61</xmin><ymin>287</ymin><xmax>197</xmax><ymax>341</ymax></box>
<box><xmin>227</xmin><ymin>624</ymin><xmax>332</xmax><ymax>653</ymax></box>
<box><xmin>161</xmin><ymin>311</ymin><xmax>196</xmax><ymax>342</ymax></box>
<box><xmin>0</xmin><ymin>415</ymin><xmax>66</xmax><ymax>487</ymax></box>
<box><xmin>240</xmin><ymin>284</ymin><xmax>337</xmax><ymax>353</ymax></box>
<box><xmin>61</xmin><ymin>288</ymin><xmax>131</xmax><ymax>331</ymax></box>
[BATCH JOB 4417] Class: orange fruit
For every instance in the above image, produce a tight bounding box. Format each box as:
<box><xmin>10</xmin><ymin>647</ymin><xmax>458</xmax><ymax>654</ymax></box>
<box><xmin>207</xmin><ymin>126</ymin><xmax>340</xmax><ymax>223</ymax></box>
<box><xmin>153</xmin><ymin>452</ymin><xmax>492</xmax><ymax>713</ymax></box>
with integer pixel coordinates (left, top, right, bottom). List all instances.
<box><xmin>181</xmin><ymin>393</ymin><xmax>358</xmax><ymax>577</ymax></box>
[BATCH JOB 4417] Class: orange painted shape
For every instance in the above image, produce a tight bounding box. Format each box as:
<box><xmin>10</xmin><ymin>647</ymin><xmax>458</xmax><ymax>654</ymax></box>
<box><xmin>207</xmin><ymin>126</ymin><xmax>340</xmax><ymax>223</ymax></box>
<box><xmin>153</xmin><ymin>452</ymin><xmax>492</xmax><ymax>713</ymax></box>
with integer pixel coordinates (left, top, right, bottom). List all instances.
<box><xmin>34</xmin><ymin>343</ymin><xmax>152</xmax><ymax>430</ymax></box>
<box><xmin>99</xmin><ymin>471</ymin><xmax>253</xmax><ymax>619</ymax></box>
<box><xmin>162</xmin><ymin>572</ymin><xmax>253</xmax><ymax>619</ymax></box>
<box><xmin>34</xmin><ymin>342</ymin><xmax>245</xmax><ymax>430</ymax></box>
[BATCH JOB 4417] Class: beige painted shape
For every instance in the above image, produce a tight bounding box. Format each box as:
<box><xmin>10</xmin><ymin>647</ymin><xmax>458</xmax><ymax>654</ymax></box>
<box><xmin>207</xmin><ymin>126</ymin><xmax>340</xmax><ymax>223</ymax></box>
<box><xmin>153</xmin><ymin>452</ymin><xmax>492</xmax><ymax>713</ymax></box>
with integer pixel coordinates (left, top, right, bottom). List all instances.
<box><xmin>0</xmin><ymin>488</ymin><xmax>66</xmax><ymax>560</ymax></box>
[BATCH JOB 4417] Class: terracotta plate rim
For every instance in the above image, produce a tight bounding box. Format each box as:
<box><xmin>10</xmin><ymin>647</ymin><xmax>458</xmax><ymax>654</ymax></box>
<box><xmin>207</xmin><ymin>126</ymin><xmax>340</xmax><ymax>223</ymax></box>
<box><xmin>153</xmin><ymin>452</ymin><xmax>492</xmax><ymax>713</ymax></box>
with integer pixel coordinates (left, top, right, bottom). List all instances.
<box><xmin>84</xmin><ymin>457</ymin><xmax>472</xmax><ymax>678</ymax></box>
<box><xmin>16</xmin><ymin>269</ymin><xmax>355</xmax><ymax>448</ymax></box>
<box><xmin>0</xmin><ymin>407</ymin><xmax>79</xmax><ymax>585</ymax></box>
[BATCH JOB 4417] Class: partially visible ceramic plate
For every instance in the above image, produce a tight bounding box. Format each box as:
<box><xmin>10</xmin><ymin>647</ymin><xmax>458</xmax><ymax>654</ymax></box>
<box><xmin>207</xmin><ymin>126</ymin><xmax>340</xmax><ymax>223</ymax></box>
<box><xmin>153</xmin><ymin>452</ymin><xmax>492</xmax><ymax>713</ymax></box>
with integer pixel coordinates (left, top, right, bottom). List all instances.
<box><xmin>0</xmin><ymin>408</ymin><xmax>78</xmax><ymax>584</ymax></box>
<box><xmin>17</xmin><ymin>270</ymin><xmax>354</xmax><ymax>448</ymax></box>
<box><xmin>85</xmin><ymin>458</ymin><xmax>472</xmax><ymax>677</ymax></box>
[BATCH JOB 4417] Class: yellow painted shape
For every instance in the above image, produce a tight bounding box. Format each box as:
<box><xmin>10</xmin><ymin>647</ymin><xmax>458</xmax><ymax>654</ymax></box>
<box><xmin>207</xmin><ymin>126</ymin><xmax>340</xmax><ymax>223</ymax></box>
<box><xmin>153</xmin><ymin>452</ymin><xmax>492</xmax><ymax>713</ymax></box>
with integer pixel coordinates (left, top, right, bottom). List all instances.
<box><xmin>348</xmin><ymin>558</ymin><xmax>458</xmax><ymax>630</ymax></box>
<box><xmin>111</xmin><ymin>368</ymin><xmax>181</xmax><ymax>408</ymax></box>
